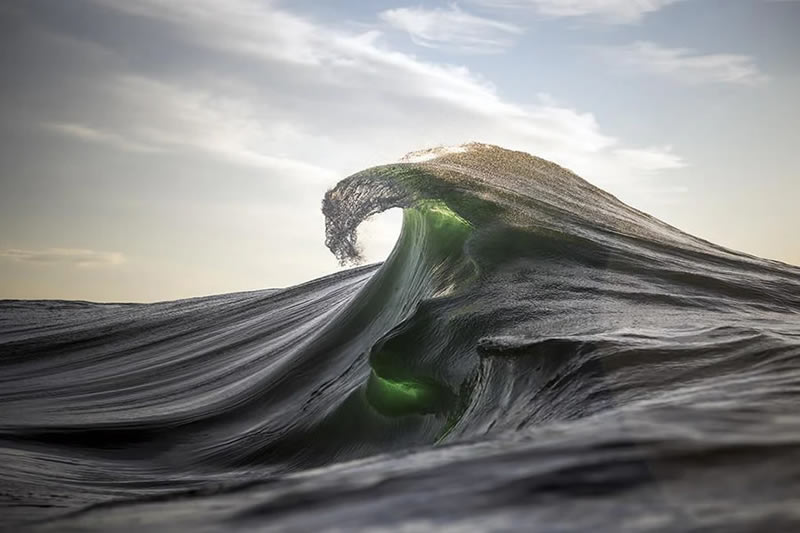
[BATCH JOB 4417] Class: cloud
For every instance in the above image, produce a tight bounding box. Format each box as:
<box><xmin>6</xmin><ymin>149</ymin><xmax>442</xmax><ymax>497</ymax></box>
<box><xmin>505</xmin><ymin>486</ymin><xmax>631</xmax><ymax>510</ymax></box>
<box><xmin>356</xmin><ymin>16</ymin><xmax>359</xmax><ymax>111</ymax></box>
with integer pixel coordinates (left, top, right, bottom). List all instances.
<box><xmin>43</xmin><ymin>77</ymin><xmax>336</xmax><ymax>180</ymax></box>
<box><xmin>0</xmin><ymin>248</ymin><xmax>126</xmax><ymax>267</ymax></box>
<box><xmin>468</xmin><ymin>0</ymin><xmax>684</xmax><ymax>23</ymax></box>
<box><xmin>602</xmin><ymin>41</ymin><xmax>769</xmax><ymax>86</ymax></box>
<box><xmin>614</xmin><ymin>146</ymin><xmax>684</xmax><ymax>174</ymax></box>
<box><xmin>81</xmin><ymin>1</ymin><xmax>680</xmax><ymax>180</ymax></box>
<box><xmin>43</xmin><ymin>122</ymin><xmax>161</xmax><ymax>153</ymax></box>
<box><xmin>8</xmin><ymin>0</ymin><xmax>685</xmax><ymax>206</ymax></box>
<box><xmin>379</xmin><ymin>4</ymin><xmax>523</xmax><ymax>53</ymax></box>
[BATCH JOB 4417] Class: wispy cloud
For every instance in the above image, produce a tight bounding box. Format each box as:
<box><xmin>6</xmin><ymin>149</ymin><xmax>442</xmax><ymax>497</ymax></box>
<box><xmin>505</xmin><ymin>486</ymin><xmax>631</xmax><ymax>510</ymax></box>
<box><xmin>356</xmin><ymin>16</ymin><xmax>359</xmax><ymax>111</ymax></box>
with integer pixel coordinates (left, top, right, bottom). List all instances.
<box><xmin>43</xmin><ymin>78</ymin><xmax>335</xmax><ymax>180</ymax></box>
<box><xmin>117</xmin><ymin>1</ymin><xmax>677</xmax><ymax>176</ymax></box>
<box><xmin>0</xmin><ymin>248</ymin><xmax>126</xmax><ymax>267</ymax></box>
<box><xmin>614</xmin><ymin>146</ymin><xmax>684</xmax><ymax>174</ymax></box>
<box><xmin>26</xmin><ymin>0</ymin><xmax>683</xmax><ymax>192</ymax></box>
<box><xmin>43</xmin><ymin>122</ymin><xmax>161</xmax><ymax>153</ymax></box>
<box><xmin>469</xmin><ymin>0</ymin><xmax>684</xmax><ymax>23</ymax></box>
<box><xmin>602</xmin><ymin>41</ymin><xmax>769</xmax><ymax>86</ymax></box>
<box><xmin>380</xmin><ymin>4</ymin><xmax>523</xmax><ymax>53</ymax></box>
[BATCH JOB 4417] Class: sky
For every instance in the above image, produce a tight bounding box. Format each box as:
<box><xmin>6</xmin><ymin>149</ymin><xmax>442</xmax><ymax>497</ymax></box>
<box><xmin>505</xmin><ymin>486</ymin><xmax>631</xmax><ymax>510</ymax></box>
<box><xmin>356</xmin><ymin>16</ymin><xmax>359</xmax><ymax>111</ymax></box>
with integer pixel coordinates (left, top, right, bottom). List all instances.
<box><xmin>0</xmin><ymin>0</ymin><xmax>798</xmax><ymax>302</ymax></box>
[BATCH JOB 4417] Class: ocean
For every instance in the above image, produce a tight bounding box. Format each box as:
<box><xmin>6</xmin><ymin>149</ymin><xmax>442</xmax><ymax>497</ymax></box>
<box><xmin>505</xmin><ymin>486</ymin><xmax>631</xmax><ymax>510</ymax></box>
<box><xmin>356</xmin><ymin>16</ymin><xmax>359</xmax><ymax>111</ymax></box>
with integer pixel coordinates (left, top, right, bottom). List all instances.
<box><xmin>2</xmin><ymin>144</ymin><xmax>799</xmax><ymax>532</ymax></box>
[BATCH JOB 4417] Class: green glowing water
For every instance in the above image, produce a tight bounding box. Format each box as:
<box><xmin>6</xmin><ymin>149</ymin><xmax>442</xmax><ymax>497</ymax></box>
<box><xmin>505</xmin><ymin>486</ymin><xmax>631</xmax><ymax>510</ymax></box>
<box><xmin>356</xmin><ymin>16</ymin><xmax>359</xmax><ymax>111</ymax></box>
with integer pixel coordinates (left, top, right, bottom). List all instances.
<box><xmin>365</xmin><ymin>371</ymin><xmax>442</xmax><ymax>416</ymax></box>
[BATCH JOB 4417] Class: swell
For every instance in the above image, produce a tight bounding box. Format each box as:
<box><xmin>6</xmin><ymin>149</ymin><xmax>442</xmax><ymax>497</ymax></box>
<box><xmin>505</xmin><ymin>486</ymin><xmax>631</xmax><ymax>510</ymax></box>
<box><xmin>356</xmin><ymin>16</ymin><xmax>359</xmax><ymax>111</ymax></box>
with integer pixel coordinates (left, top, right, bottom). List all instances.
<box><xmin>1</xmin><ymin>143</ymin><xmax>800</xmax><ymax>530</ymax></box>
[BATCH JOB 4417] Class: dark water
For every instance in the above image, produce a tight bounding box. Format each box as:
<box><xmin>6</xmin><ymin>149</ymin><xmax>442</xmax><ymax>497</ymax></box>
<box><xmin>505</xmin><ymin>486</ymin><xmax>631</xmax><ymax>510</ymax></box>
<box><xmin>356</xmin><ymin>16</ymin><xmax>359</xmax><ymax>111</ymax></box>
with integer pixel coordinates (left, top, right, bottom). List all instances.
<box><xmin>2</xmin><ymin>144</ymin><xmax>800</xmax><ymax>532</ymax></box>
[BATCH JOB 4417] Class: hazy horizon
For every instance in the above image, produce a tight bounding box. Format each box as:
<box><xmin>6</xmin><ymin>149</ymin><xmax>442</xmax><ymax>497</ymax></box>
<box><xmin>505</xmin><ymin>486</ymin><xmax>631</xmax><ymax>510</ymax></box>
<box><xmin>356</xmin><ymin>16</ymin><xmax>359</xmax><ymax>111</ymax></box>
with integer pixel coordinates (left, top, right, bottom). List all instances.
<box><xmin>1</xmin><ymin>0</ymin><xmax>798</xmax><ymax>302</ymax></box>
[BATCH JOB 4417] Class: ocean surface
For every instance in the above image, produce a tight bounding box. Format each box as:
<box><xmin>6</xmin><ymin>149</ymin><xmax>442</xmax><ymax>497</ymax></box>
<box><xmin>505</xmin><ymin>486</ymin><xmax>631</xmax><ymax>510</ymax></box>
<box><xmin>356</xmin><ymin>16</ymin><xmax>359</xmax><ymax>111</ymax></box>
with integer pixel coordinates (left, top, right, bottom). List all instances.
<box><xmin>2</xmin><ymin>144</ymin><xmax>800</xmax><ymax>532</ymax></box>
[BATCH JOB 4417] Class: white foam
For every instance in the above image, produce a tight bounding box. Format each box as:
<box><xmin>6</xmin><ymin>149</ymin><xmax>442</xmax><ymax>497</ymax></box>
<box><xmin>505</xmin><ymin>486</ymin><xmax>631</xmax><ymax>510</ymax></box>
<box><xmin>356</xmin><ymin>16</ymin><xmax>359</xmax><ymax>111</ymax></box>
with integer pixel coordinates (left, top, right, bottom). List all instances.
<box><xmin>399</xmin><ymin>144</ymin><xmax>470</xmax><ymax>163</ymax></box>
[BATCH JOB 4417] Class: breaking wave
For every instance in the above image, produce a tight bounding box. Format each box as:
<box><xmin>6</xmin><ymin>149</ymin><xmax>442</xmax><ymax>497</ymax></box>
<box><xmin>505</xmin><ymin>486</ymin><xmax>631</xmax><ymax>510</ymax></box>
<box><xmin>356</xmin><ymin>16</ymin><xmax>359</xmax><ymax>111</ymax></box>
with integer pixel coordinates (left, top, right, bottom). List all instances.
<box><xmin>2</xmin><ymin>144</ymin><xmax>800</xmax><ymax>532</ymax></box>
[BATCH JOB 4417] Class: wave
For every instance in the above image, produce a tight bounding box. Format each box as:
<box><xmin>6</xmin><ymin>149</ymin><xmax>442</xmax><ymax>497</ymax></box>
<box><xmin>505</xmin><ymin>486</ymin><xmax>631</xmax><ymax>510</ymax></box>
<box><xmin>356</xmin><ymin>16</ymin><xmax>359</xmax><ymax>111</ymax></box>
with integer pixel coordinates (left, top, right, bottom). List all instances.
<box><xmin>2</xmin><ymin>144</ymin><xmax>800</xmax><ymax>531</ymax></box>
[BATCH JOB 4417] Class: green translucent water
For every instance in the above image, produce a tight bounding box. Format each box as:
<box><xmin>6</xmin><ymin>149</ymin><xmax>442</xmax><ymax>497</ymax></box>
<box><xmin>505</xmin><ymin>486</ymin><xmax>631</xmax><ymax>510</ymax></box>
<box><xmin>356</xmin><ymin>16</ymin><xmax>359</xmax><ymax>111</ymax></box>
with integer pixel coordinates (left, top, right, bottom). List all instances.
<box><xmin>362</xmin><ymin>200</ymin><xmax>473</xmax><ymax>418</ymax></box>
<box><xmin>365</xmin><ymin>371</ymin><xmax>441</xmax><ymax>416</ymax></box>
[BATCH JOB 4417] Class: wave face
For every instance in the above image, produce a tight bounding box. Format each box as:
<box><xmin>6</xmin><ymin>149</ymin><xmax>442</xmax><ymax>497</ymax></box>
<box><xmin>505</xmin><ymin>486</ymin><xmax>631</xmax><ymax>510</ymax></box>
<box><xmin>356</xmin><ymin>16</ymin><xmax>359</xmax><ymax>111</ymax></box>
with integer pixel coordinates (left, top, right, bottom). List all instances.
<box><xmin>2</xmin><ymin>144</ymin><xmax>800</xmax><ymax>532</ymax></box>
